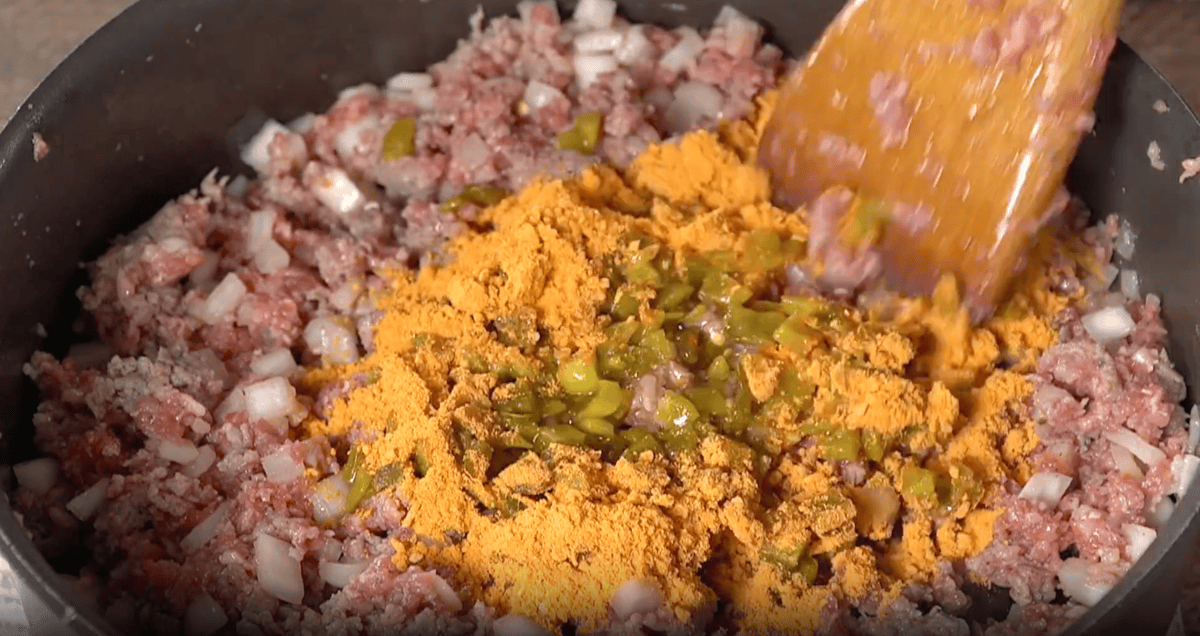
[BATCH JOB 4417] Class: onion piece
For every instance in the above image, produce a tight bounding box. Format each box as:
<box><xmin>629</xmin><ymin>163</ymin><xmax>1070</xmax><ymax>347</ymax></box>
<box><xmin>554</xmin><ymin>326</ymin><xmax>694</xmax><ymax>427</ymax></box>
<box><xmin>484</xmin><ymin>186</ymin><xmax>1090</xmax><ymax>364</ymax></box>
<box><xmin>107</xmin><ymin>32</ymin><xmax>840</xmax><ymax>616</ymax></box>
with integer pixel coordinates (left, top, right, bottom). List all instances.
<box><xmin>1115</xmin><ymin>219</ymin><xmax>1136</xmax><ymax>260</ymax></box>
<box><xmin>1119</xmin><ymin>269</ymin><xmax>1141</xmax><ymax>300</ymax></box>
<box><xmin>66</xmin><ymin>478</ymin><xmax>109</xmax><ymax>521</ymax></box>
<box><xmin>334</xmin><ymin>116</ymin><xmax>381</xmax><ymax>160</ymax></box>
<box><xmin>254</xmin><ymin>533</ymin><xmax>304</xmax><ymax>604</ymax></box>
<box><xmin>1017</xmin><ymin>471</ymin><xmax>1073</xmax><ymax>509</ymax></box>
<box><xmin>214</xmin><ymin>387</ymin><xmax>247</xmax><ymax>421</ymax></box>
<box><xmin>524</xmin><ymin>81</ymin><xmax>565</xmax><ymax>112</ymax></box>
<box><xmin>183</xmin><ymin>593</ymin><xmax>227</xmax><ymax>636</ymax></box>
<box><xmin>663</xmin><ymin>81</ymin><xmax>724</xmax><ymax>134</ymax></box>
<box><xmin>246</xmin><ymin>209</ymin><xmax>275</xmax><ymax>252</ymax></box>
<box><xmin>251</xmin><ymin>348</ymin><xmax>298</xmax><ymax>378</ymax></box>
<box><xmin>1147</xmin><ymin>498</ymin><xmax>1175</xmax><ymax>528</ymax></box>
<box><xmin>252</xmin><ymin>239</ymin><xmax>290</xmax><ymax>274</ymax></box>
<box><xmin>610</xmin><ymin>578</ymin><xmax>663</xmax><ymax>620</ymax></box>
<box><xmin>159</xmin><ymin>439</ymin><xmax>200</xmax><ymax>464</ymax></box>
<box><xmin>244</xmin><ymin>377</ymin><xmax>297</xmax><ymax>423</ymax></box>
<box><xmin>303</xmin><ymin>317</ymin><xmax>361</xmax><ymax>365</ymax></box>
<box><xmin>1109</xmin><ymin>443</ymin><xmax>1144</xmax><ymax>480</ymax></box>
<box><xmin>287</xmin><ymin>113</ymin><xmax>316</xmax><ymax>135</ymax></box>
<box><xmin>574</xmin><ymin>54</ymin><xmax>618</xmax><ymax>90</ymax></box>
<box><xmin>572</xmin><ymin>0</ymin><xmax>616</xmax><ymax>29</ymax></box>
<box><xmin>387</xmin><ymin>72</ymin><xmax>433</xmax><ymax>92</ymax></box>
<box><xmin>575</xmin><ymin>28</ymin><xmax>624</xmax><ymax>54</ymax></box>
<box><xmin>310</xmin><ymin>474</ymin><xmax>350</xmax><ymax>524</ymax></box>
<box><xmin>615</xmin><ymin>26</ymin><xmax>655</xmax><ymax>66</ymax></box>
<box><xmin>455</xmin><ymin>133</ymin><xmax>491</xmax><ymax>171</ymax></box>
<box><xmin>262</xmin><ymin>447</ymin><xmax>304</xmax><ymax>483</ymax></box>
<box><xmin>1105</xmin><ymin>429</ymin><xmax>1167</xmax><ymax>468</ymax></box>
<box><xmin>1057</xmin><ymin>558</ymin><xmax>1116</xmax><ymax>607</ymax></box>
<box><xmin>182</xmin><ymin>445</ymin><xmax>217</xmax><ymax>479</ymax></box>
<box><xmin>494</xmin><ymin>615</ymin><xmax>550</xmax><ymax>636</ymax></box>
<box><xmin>225</xmin><ymin>175</ymin><xmax>251</xmax><ymax>199</ymax></box>
<box><xmin>312</xmin><ymin>167</ymin><xmax>366</xmax><ymax>215</ymax></box>
<box><xmin>318</xmin><ymin>561</ymin><xmax>369</xmax><ymax>589</ymax></box>
<box><xmin>190</xmin><ymin>273</ymin><xmax>248</xmax><ymax>325</ymax></box>
<box><xmin>517</xmin><ymin>0</ymin><xmax>557</xmax><ymax>23</ymax></box>
<box><xmin>1122</xmin><ymin>523</ymin><xmax>1157</xmax><ymax>562</ymax></box>
<box><xmin>712</xmin><ymin>5</ymin><xmax>762</xmax><ymax>56</ymax></box>
<box><xmin>1082</xmin><ymin>306</ymin><xmax>1135</xmax><ymax>343</ymax></box>
<box><xmin>240</xmin><ymin>119</ymin><xmax>289</xmax><ymax>175</ymax></box>
<box><xmin>182</xmin><ymin>502</ymin><xmax>230</xmax><ymax>552</ymax></box>
<box><xmin>13</xmin><ymin>458</ymin><xmax>59</xmax><ymax>495</ymax></box>
<box><xmin>659</xmin><ymin>27</ymin><xmax>704</xmax><ymax>72</ymax></box>
<box><xmin>1172</xmin><ymin>454</ymin><xmax>1200</xmax><ymax>496</ymax></box>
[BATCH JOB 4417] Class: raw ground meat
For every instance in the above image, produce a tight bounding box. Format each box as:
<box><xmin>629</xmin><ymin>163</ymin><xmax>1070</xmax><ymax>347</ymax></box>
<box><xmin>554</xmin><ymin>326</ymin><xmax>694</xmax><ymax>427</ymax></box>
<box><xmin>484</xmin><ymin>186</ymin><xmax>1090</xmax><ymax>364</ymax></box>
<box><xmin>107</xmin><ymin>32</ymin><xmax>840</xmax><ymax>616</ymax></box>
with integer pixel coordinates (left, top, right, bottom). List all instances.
<box><xmin>7</xmin><ymin>4</ymin><xmax>1195</xmax><ymax>636</ymax></box>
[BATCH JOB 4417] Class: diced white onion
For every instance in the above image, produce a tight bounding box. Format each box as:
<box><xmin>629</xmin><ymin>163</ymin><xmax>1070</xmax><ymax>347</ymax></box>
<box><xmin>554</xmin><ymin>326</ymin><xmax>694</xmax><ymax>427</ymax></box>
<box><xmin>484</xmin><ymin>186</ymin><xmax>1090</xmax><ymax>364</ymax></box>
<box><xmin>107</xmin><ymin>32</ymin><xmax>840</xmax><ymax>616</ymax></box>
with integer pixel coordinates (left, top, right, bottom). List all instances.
<box><xmin>1105</xmin><ymin>429</ymin><xmax>1167</xmax><ymax>468</ymax></box>
<box><xmin>572</xmin><ymin>0</ymin><xmax>616</xmax><ymax>29</ymax></box>
<box><xmin>713</xmin><ymin>5</ymin><xmax>762</xmax><ymax>56</ymax></box>
<box><xmin>262</xmin><ymin>447</ymin><xmax>304</xmax><ymax>484</ymax></box>
<box><xmin>1147</xmin><ymin>498</ymin><xmax>1175</xmax><ymax>528</ymax></box>
<box><xmin>615</xmin><ymin>26</ymin><xmax>655</xmax><ymax>66</ymax></box>
<box><xmin>1109</xmin><ymin>443</ymin><xmax>1144</xmax><ymax>479</ymax></box>
<box><xmin>575</xmin><ymin>28</ymin><xmax>624</xmax><ymax>54</ymax></box>
<box><xmin>659</xmin><ymin>27</ymin><xmax>704</xmax><ymax>72</ymax></box>
<box><xmin>190</xmin><ymin>273</ymin><xmax>247</xmax><ymax>325</ymax></box>
<box><xmin>386</xmin><ymin>72</ymin><xmax>434</xmax><ymax>92</ymax></box>
<box><xmin>183</xmin><ymin>593</ymin><xmax>227</xmax><ymax>636</ymax></box>
<box><xmin>1101</xmin><ymin>263</ymin><xmax>1119</xmax><ymax>287</ymax></box>
<box><xmin>413</xmin><ymin>571</ymin><xmax>463</xmax><ymax>611</ymax></box>
<box><xmin>494</xmin><ymin>615</ymin><xmax>550</xmax><ymax>636</ymax></box>
<box><xmin>158</xmin><ymin>439</ymin><xmax>200</xmax><ymax>464</ymax></box>
<box><xmin>409</xmin><ymin>87</ymin><xmax>437</xmax><ymax>112</ymax></box>
<box><xmin>330</xmin><ymin>282</ymin><xmax>361</xmax><ymax>314</ymax></box>
<box><xmin>182</xmin><ymin>502</ymin><xmax>230</xmax><ymax>552</ymax></box>
<box><xmin>214</xmin><ymin>387</ymin><xmax>247</xmax><ymax>421</ymax></box>
<box><xmin>523</xmin><ymin>81</ymin><xmax>565</xmax><ymax>112</ymax></box>
<box><xmin>1057</xmin><ymin>558</ymin><xmax>1115</xmax><ymax>607</ymax></box>
<box><xmin>318</xmin><ymin>561</ymin><xmax>369</xmax><ymax>589</ymax></box>
<box><xmin>244</xmin><ymin>377</ymin><xmax>297</xmax><ymax>423</ymax></box>
<box><xmin>312</xmin><ymin>167</ymin><xmax>366</xmax><ymax>215</ymax></box>
<box><xmin>66</xmin><ymin>478</ymin><xmax>109</xmax><ymax>521</ymax></box>
<box><xmin>182</xmin><ymin>445</ymin><xmax>217</xmax><ymax>479</ymax></box>
<box><xmin>287</xmin><ymin>113</ymin><xmax>316</xmax><ymax>135</ymax></box>
<box><xmin>254</xmin><ymin>533</ymin><xmax>304</xmax><ymax>604</ymax></box>
<box><xmin>1172</xmin><ymin>454</ymin><xmax>1200</xmax><ymax>496</ymax></box>
<box><xmin>13</xmin><ymin>458</ymin><xmax>58</xmax><ymax>495</ymax></box>
<box><xmin>455</xmin><ymin>133</ymin><xmax>491</xmax><ymax>171</ymax></box>
<box><xmin>303</xmin><ymin>317</ymin><xmax>361</xmax><ymax>365</ymax></box>
<box><xmin>252</xmin><ymin>239</ymin><xmax>290</xmax><ymax>274</ymax></box>
<box><xmin>610</xmin><ymin>578</ymin><xmax>664</xmax><ymax>620</ymax></box>
<box><xmin>663</xmin><ymin>81</ymin><xmax>725</xmax><ymax>134</ymax></box>
<box><xmin>336</xmin><ymin>84</ymin><xmax>379</xmax><ymax>102</ymax></box>
<box><xmin>1122</xmin><ymin>523</ymin><xmax>1157</xmax><ymax>562</ymax></box>
<box><xmin>225</xmin><ymin>175</ymin><xmax>251</xmax><ymax>198</ymax></box>
<box><xmin>1017</xmin><ymin>471</ymin><xmax>1073</xmax><ymax>509</ymax></box>
<box><xmin>1119</xmin><ymin>269</ymin><xmax>1141</xmax><ymax>300</ymax></box>
<box><xmin>1115</xmin><ymin>219</ymin><xmax>1136</xmax><ymax>260</ymax></box>
<box><xmin>310</xmin><ymin>474</ymin><xmax>350</xmax><ymax>524</ymax></box>
<box><xmin>246</xmin><ymin>209</ymin><xmax>275</xmax><ymax>252</ymax></box>
<box><xmin>251</xmin><ymin>348</ymin><xmax>298</xmax><ymax>378</ymax></box>
<box><xmin>574</xmin><ymin>54</ymin><xmax>618</xmax><ymax>90</ymax></box>
<box><xmin>517</xmin><ymin>0</ymin><xmax>557</xmax><ymax>23</ymax></box>
<box><xmin>1082</xmin><ymin>306</ymin><xmax>1135</xmax><ymax>343</ymax></box>
<box><xmin>241</xmin><ymin>120</ymin><xmax>289</xmax><ymax>175</ymax></box>
<box><xmin>334</xmin><ymin>116</ymin><xmax>381</xmax><ymax>160</ymax></box>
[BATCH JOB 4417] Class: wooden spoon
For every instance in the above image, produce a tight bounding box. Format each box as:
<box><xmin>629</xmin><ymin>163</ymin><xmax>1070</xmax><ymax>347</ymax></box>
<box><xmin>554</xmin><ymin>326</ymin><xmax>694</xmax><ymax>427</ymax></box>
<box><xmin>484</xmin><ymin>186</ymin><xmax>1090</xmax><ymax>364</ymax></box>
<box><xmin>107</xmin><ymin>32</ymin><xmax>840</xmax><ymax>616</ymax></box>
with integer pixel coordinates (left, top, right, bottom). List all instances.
<box><xmin>757</xmin><ymin>0</ymin><xmax>1123</xmax><ymax>318</ymax></box>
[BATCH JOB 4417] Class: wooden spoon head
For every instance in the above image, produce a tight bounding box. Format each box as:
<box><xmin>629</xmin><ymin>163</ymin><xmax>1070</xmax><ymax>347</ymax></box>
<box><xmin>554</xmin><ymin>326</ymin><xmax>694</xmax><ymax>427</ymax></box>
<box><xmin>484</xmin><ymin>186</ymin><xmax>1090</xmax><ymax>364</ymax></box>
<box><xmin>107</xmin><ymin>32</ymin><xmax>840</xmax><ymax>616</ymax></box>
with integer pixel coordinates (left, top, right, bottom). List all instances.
<box><xmin>758</xmin><ymin>0</ymin><xmax>1122</xmax><ymax>317</ymax></box>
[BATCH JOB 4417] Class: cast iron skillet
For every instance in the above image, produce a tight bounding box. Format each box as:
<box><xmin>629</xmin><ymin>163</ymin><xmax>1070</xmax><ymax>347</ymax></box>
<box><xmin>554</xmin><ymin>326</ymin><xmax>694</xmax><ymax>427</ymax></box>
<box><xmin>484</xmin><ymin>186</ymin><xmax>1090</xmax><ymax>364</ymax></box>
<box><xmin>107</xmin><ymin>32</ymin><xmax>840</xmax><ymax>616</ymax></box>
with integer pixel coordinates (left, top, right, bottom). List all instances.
<box><xmin>0</xmin><ymin>0</ymin><xmax>1197</xmax><ymax>634</ymax></box>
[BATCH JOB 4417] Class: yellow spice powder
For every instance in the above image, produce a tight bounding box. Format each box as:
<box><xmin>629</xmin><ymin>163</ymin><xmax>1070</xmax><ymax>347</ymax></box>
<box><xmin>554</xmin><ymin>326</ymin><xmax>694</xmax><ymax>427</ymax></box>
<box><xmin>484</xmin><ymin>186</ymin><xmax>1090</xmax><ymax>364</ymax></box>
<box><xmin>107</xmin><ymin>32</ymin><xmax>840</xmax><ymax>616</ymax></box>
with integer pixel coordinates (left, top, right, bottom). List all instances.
<box><xmin>297</xmin><ymin>95</ymin><xmax>1099</xmax><ymax>633</ymax></box>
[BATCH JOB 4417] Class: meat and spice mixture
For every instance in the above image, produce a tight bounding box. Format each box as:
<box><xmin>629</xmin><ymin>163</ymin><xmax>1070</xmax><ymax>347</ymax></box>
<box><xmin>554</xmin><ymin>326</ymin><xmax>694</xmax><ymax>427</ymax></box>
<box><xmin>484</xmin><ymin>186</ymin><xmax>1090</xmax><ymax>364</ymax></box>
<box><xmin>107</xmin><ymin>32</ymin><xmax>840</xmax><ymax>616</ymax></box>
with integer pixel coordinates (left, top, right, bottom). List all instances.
<box><xmin>9</xmin><ymin>3</ymin><xmax>1198</xmax><ymax>636</ymax></box>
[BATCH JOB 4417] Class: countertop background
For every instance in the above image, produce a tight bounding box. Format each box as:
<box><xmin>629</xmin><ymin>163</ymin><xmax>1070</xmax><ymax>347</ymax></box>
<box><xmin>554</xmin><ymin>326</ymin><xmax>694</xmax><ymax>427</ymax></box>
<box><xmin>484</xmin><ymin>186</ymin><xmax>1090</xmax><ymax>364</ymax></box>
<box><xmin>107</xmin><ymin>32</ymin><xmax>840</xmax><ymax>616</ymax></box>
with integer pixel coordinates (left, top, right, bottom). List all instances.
<box><xmin>2</xmin><ymin>0</ymin><xmax>1200</xmax><ymax>634</ymax></box>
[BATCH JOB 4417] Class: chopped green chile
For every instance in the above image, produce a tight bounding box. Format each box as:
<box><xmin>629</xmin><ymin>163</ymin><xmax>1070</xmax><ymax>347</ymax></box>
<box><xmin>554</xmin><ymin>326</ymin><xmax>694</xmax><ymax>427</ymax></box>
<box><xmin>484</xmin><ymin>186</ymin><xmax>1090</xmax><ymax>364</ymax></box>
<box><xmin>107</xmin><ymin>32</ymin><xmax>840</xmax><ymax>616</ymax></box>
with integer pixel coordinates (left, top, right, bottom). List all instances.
<box><xmin>744</xmin><ymin>229</ymin><xmax>785</xmax><ymax>271</ymax></box>
<box><xmin>861</xmin><ymin>430</ymin><xmax>886</xmax><ymax>462</ymax></box>
<box><xmin>579</xmin><ymin>380</ymin><xmax>624</xmax><ymax>418</ymax></box>
<box><xmin>821</xmin><ymin>429</ymin><xmax>861</xmax><ymax>461</ymax></box>
<box><xmin>381</xmin><ymin>117</ymin><xmax>417</xmax><ymax>160</ymax></box>
<box><xmin>901</xmin><ymin>465</ymin><xmax>937</xmax><ymax>501</ymax></box>
<box><xmin>558</xmin><ymin>359</ymin><xmax>600</xmax><ymax>395</ymax></box>
<box><xmin>686</xmin><ymin>386</ymin><xmax>728</xmax><ymax>417</ymax></box>
<box><xmin>727</xmin><ymin>306</ymin><xmax>787</xmax><ymax>346</ymax></box>
<box><xmin>556</xmin><ymin>111</ymin><xmax>604</xmax><ymax>155</ymax></box>
<box><xmin>537</xmin><ymin>425</ymin><xmax>589</xmax><ymax>448</ymax></box>
<box><xmin>657</xmin><ymin>391</ymin><xmax>700</xmax><ymax>427</ymax></box>
<box><xmin>656</xmin><ymin>283</ymin><xmax>696</xmax><ymax>311</ymax></box>
<box><xmin>707</xmin><ymin>355</ymin><xmax>732</xmax><ymax>382</ymax></box>
<box><xmin>576</xmin><ymin>417</ymin><xmax>617</xmax><ymax>437</ymax></box>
